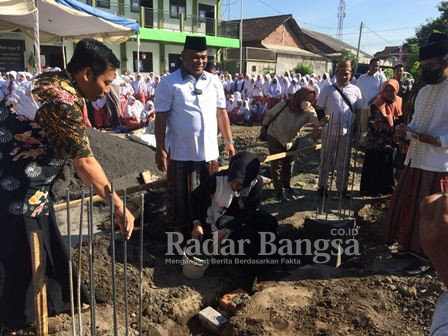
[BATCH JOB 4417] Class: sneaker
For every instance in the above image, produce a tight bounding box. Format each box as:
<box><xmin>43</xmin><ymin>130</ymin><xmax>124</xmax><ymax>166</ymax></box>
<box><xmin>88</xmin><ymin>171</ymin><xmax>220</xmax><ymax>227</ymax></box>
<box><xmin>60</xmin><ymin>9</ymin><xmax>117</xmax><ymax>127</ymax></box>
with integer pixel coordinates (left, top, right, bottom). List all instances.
<box><xmin>276</xmin><ymin>191</ymin><xmax>288</xmax><ymax>202</ymax></box>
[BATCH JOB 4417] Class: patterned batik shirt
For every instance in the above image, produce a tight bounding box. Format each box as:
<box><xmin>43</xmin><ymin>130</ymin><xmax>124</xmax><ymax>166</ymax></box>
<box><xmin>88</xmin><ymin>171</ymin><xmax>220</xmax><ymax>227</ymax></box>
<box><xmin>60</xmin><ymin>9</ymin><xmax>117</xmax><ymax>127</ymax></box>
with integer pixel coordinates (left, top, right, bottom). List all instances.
<box><xmin>0</xmin><ymin>70</ymin><xmax>92</xmax><ymax>219</ymax></box>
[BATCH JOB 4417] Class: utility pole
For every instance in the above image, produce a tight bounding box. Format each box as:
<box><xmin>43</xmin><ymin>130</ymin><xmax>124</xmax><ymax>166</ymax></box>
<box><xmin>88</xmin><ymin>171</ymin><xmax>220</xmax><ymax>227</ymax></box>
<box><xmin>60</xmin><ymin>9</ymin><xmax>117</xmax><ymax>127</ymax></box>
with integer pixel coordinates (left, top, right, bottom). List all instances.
<box><xmin>356</xmin><ymin>21</ymin><xmax>363</xmax><ymax>67</ymax></box>
<box><xmin>239</xmin><ymin>0</ymin><xmax>243</xmax><ymax>73</ymax></box>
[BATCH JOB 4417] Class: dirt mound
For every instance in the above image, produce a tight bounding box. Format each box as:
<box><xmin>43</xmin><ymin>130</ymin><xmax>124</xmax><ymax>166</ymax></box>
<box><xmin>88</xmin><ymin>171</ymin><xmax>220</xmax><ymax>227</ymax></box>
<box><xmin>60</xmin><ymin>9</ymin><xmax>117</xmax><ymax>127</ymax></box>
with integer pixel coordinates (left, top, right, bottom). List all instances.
<box><xmin>51</xmin><ymin>128</ymin><xmax>162</xmax><ymax>202</ymax></box>
<box><xmin>46</xmin><ymin>125</ymin><xmax>444</xmax><ymax>336</ymax></box>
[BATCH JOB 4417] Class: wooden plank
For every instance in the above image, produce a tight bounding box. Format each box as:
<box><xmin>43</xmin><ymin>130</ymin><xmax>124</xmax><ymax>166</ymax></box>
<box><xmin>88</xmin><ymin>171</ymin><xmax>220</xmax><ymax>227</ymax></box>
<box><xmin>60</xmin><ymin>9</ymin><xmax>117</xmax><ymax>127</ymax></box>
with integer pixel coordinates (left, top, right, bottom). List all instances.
<box><xmin>53</xmin><ymin>179</ymin><xmax>167</xmax><ymax>212</ymax></box>
<box><xmin>30</xmin><ymin>230</ymin><xmax>48</xmax><ymax>336</ymax></box>
<box><xmin>218</xmin><ymin>144</ymin><xmax>321</xmax><ymax>171</ymax></box>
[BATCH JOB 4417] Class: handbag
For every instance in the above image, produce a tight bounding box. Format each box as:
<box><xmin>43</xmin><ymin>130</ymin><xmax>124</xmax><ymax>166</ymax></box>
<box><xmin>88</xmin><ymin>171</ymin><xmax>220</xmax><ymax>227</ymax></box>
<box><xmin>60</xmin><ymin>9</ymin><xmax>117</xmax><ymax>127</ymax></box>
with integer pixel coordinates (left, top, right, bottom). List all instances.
<box><xmin>259</xmin><ymin>100</ymin><xmax>289</xmax><ymax>141</ymax></box>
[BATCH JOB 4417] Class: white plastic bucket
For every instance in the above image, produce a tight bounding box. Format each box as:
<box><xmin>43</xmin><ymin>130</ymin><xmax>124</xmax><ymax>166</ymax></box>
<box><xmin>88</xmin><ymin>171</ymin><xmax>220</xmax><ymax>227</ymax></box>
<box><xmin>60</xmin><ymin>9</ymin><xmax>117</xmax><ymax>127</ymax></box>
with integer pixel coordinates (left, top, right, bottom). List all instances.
<box><xmin>182</xmin><ymin>249</ymin><xmax>209</xmax><ymax>279</ymax></box>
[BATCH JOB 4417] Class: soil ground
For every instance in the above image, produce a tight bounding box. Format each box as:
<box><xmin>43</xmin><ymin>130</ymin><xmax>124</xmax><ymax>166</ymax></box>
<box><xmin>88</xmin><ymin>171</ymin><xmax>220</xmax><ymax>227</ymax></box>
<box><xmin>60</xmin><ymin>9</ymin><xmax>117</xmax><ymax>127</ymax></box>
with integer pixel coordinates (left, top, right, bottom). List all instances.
<box><xmin>45</xmin><ymin>125</ymin><xmax>443</xmax><ymax>336</ymax></box>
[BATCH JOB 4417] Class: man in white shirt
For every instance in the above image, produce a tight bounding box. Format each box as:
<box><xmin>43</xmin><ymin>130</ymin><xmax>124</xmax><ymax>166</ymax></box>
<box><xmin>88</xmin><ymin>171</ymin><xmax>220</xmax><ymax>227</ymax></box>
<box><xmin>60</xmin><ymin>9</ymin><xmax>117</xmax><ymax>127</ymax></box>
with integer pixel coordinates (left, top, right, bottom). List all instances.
<box><xmin>154</xmin><ymin>36</ymin><xmax>235</xmax><ymax>236</ymax></box>
<box><xmin>317</xmin><ymin>60</ymin><xmax>363</xmax><ymax>198</ymax></box>
<box><xmin>386</xmin><ymin>32</ymin><xmax>448</xmax><ymax>255</ymax></box>
<box><xmin>356</xmin><ymin>58</ymin><xmax>387</xmax><ymax>136</ymax></box>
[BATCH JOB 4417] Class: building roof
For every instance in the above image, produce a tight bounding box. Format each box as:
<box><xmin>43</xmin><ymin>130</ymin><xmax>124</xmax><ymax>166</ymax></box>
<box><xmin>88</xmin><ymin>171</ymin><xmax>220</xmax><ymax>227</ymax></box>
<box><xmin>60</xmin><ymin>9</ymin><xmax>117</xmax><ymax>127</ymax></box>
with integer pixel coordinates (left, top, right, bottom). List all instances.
<box><xmin>262</xmin><ymin>44</ymin><xmax>322</xmax><ymax>58</ymax></box>
<box><xmin>300</xmin><ymin>28</ymin><xmax>372</xmax><ymax>59</ymax></box>
<box><xmin>375</xmin><ymin>46</ymin><xmax>401</xmax><ymax>58</ymax></box>
<box><xmin>227</xmin><ymin>14</ymin><xmax>293</xmax><ymax>42</ymax></box>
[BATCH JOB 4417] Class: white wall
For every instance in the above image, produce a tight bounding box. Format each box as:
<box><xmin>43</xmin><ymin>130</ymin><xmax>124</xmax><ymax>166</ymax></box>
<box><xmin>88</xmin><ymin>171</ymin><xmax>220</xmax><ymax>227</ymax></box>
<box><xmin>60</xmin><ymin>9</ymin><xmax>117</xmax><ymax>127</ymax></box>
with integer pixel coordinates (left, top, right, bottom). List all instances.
<box><xmin>125</xmin><ymin>40</ymin><xmax>161</xmax><ymax>75</ymax></box>
<box><xmin>161</xmin><ymin>0</ymin><xmax>217</xmax><ymax>34</ymax></box>
<box><xmin>246</xmin><ymin>61</ymin><xmax>276</xmax><ymax>76</ymax></box>
<box><xmin>276</xmin><ymin>54</ymin><xmax>331</xmax><ymax>75</ymax></box>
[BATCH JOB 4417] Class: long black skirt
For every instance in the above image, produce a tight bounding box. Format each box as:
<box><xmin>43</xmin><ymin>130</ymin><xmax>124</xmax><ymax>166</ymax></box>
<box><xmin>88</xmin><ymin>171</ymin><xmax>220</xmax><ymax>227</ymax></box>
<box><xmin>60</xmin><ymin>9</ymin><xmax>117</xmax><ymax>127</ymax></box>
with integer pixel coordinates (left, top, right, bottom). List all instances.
<box><xmin>360</xmin><ymin>148</ymin><xmax>394</xmax><ymax>196</ymax></box>
<box><xmin>0</xmin><ymin>203</ymin><xmax>89</xmax><ymax>329</ymax></box>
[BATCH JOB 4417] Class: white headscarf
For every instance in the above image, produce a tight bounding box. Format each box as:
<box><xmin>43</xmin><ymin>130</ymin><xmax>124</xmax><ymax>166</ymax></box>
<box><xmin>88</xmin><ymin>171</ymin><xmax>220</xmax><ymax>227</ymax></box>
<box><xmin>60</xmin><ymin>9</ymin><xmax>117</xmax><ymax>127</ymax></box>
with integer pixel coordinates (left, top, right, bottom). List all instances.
<box><xmin>132</xmin><ymin>74</ymin><xmax>146</xmax><ymax>95</ymax></box>
<box><xmin>6</xmin><ymin>81</ymin><xmax>40</xmax><ymax>120</ymax></box>
<box><xmin>17</xmin><ymin>72</ymin><xmax>27</xmax><ymax>84</ymax></box>
<box><xmin>125</xmin><ymin>96</ymin><xmax>144</xmax><ymax>122</ymax></box>
<box><xmin>268</xmin><ymin>78</ymin><xmax>282</xmax><ymax>98</ymax></box>
<box><xmin>262</xmin><ymin>74</ymin><xmax>271</xmax><ymax>96</ymax></box>
<box><xmin>141</xmin><ymin>100</ymin><xmax>154</xmax><ymax>123</ymax></box>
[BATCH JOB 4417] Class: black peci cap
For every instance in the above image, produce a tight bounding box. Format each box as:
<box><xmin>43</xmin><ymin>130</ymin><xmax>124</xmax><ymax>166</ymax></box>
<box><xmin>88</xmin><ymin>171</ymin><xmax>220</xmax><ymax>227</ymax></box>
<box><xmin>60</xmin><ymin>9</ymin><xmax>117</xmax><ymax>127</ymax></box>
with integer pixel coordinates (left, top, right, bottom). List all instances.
<box><xmin>184</xmin><ymin>36</ymin><xmax>207</xmax><ymax>51</ymax></box>
<box><xmin>419</xmin><ymin>32</ymin><xmax>448</xmax><ymax>61</ymax></box>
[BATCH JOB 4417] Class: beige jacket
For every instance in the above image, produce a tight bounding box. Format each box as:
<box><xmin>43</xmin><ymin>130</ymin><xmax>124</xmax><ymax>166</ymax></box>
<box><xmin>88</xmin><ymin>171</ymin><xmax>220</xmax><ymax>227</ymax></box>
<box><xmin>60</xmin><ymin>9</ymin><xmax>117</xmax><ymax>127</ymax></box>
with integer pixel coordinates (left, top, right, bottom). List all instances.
<box><xmin>263</xmin><ymin>100</ymin><xmax>320</xmax><ymax>149</ymax></box>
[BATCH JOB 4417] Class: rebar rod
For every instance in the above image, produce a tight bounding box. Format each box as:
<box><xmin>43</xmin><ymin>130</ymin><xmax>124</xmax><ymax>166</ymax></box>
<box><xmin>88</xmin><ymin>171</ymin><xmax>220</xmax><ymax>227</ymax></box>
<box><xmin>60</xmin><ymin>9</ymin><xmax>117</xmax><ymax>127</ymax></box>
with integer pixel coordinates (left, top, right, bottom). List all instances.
<box><xmin>77</xmin><ymin>190</ymin><xmax>85</xmax><ymax>336</ymax></box>
<box><xmin>139</xmin><ymin>194</ymin><xmax>144</xmax><ymax>336</ymax></box>
<box><xmin>319</xmin><ymin>114</ymin><xmax>334</xmax><ymax>215</ymax></box>
<box><xmin>325</xmin><ymin>118</ymin><xmax>342</xmax><ymax>219</ymax></box>
<box><xmin>88</xmin><ymin>186</ymin><xmax>96</xmax><ymax>336</ymax></box>
<box><xmin>66</xmin><ymin>189</ymin><xmax>76</xmax><ymax>336</ymax></box>
<box><xmin>123</xmin><ymin>189</ymin><xmax>129</xmax><ymax>336</ymax></box>
<box><xmin>338</xmin><ymin>115</ymin><xmax>355</xmax><ymax>216</ymax></box>
<box><xmin>110</xmin><ymin>183</ymin><xmax>118</xmax><ymax>336</ymax></box>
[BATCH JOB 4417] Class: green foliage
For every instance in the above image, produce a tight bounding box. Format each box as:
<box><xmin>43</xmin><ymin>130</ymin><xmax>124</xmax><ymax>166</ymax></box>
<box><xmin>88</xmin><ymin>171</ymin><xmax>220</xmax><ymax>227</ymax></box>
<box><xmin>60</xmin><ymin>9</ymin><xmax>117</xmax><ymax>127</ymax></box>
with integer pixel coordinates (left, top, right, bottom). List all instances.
<box><xmin>383</xmin><ymin>68</ymin><xmax>393</xmax><ymax>79</ymax></box>
<box><xmin>405</xmin><ymin>43</ymin><xmax>421</xmax><ymax>80</ymax></box>
<box><xmin>338</xmin><ymin>49</ymin><xmax>359</xmax><ymax>69</ymax></box>
<box><xmin>293</xmin><ymin>63</ymin><xmax>313</xmax><ymax>75</ymax></box>
<box><xmin>404</xmin><ymin>1</ymin><xmax>448</xmax><ymax>80</ymax></box>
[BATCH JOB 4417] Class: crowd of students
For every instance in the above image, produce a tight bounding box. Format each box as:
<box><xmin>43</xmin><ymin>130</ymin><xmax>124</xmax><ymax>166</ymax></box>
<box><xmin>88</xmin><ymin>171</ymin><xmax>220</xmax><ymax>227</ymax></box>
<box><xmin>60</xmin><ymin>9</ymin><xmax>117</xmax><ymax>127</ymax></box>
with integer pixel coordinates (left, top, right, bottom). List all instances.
<box><xmin>220</xmin><ymin>71</ymin><xmax>334</xmax><ymax>125</ymax></box>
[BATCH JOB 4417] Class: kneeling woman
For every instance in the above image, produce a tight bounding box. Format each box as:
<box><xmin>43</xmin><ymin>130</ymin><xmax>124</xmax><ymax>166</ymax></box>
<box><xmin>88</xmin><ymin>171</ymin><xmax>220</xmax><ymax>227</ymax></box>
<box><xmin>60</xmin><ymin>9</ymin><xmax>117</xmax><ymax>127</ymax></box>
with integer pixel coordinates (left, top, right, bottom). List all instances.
<box><xmin>190</xmin><ymin>152</ymin><xmax>278</xmax><ymax>275</ymax></box>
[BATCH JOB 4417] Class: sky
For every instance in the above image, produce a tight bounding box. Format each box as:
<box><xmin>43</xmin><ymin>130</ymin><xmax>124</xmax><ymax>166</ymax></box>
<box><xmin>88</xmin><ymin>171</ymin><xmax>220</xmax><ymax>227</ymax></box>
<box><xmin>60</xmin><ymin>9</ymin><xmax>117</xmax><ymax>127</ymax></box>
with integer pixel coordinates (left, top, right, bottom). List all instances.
<box><xmin>222</xmin><ymin>0</ymin><xmax>443</xmax><ymax>55</ymax></box>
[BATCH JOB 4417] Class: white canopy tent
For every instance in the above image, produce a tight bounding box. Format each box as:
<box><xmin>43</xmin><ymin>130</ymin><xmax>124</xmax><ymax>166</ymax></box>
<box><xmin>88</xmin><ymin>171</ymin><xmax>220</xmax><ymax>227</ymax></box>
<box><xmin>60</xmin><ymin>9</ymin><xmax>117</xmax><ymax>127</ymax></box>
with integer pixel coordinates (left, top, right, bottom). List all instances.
<box><xmin>0</xmin><ymin>0</ymin><xmax>140</xmax><ymax>72</ymax></box>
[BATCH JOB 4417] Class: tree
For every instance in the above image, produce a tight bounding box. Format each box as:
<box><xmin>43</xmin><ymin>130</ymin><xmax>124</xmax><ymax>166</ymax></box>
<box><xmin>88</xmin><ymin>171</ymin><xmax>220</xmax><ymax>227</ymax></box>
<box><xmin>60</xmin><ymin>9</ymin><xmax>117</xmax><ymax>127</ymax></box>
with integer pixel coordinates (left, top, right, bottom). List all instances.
<box><xmin>338</xmin><ymin>49</ymin><xmax>358</xmax><ymax>70</ymax></box>
<box><xmin>293</xmin><ymin>63</ymin><xmax>313</xmax><ymax>75</ymax></box>
<box><xmin>404</xmin><ymin>1</ymin><xmax>448</xmax><ymax>79</ymax></box>
<box><xmin>383</xmin><ymin>68</ymin><xmax>393</xmax><ymax>79</ymax></box>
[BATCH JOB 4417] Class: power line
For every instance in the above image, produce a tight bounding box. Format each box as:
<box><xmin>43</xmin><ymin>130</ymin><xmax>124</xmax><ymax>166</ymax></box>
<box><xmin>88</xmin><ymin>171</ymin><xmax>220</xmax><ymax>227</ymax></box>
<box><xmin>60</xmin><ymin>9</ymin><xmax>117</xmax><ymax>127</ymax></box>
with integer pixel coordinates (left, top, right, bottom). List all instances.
<box><xmin>256</xmin><ymin>0</ymin><xmax>282</xmax><ymax>14</ymax></box>
<box><xmin>341</xmin><ymin>26</ymin><xmax>416</xmax><ymax>36</ymax></box>
<box><xmin>362</xmin><ymin>23</ymin><xmax>395</xmax><ymax>45</ymax></box>
<box><xmin>222</xmin><ymin>0</ymin><xmax>239</xmax><ymax>7</ymax></box>
<box><xmin>297</xmin><ymin>20</ymin><xmax>338</xmax><ymax>30</ymax></box>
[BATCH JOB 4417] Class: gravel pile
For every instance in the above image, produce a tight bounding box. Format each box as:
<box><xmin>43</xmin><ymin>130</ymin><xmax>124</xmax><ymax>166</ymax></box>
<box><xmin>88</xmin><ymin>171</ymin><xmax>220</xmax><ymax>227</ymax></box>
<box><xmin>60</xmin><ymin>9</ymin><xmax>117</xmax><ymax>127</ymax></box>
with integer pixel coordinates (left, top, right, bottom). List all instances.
<box><xmin>51</xmin><ymin>128</ymin><xmax>162</xmax><ymax>202</ymax></box>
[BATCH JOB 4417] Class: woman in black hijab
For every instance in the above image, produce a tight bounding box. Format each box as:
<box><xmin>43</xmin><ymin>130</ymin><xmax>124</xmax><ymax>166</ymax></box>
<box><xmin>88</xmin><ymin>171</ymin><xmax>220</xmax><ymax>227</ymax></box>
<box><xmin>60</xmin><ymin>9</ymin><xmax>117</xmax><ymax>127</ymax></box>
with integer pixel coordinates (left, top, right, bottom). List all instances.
<box><xmin>190</xmin><ymin>152</ymin><xmax>278</xmax><ymax>275</ymax></box>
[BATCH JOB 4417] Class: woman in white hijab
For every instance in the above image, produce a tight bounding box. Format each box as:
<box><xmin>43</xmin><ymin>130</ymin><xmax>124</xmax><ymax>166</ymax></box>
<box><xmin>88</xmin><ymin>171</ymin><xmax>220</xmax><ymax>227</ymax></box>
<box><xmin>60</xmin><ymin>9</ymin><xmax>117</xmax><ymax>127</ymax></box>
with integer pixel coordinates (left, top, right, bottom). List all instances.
<box><xmin>126</xmin><ymin>96</ymin><xmax>144</xmax><ymax>121</ymax></box>
<box><xmin>319</xmin><ymin>72</ymin><xmax>331</xmax><ymax>90</ymax></box>
<box><xmin>226</xmin><ymin>94</ymin><xmax>235</xmax><ymax>113</ymax></box>
<box><xmin>124</xmin><ymin>96</ymin><xmax>144</xmax><ymax>130</ymax></box>
<box><xmin>268</xmin><ymin>77</ymin><xmax>282</xmax><ymax>99</ymax></box>
<box><xmin>224</xmin><ymin>74</ymin><xmax>233</xmax><ymax>94</ymax></box>
<box><xmin>280</xmin><ymin>76</ymin><xmax>290</xmax><ymax>99</ymax></box>
<box><xmin>262</xmin><ymin>74</ymin><xmax>271</xmax><ymax>97</ymax></box>
<box><xmin>141</xmin><ymin>100</ymin><xmax>156</xmax><ymax>131</ymax></box>
<box><xmin>253</xmin><ymin>75</ymin><xmax>264</xmax><ymax>97</ymax></box>
<box><xmin>233</xmin><ymin>90</ymin><xmax>242</xmax><ymax>103</ymax></box>
<box><xmin>132</xmin><ymin>73</ymin><xmax>147</xmax><ymax>105</ymax></box>
<box><xmin>288</xmin><ymin>79</ymin><xmax>300</xmax><ymax>98</ymax></box>
<box><xmin>243</xmin><ymin>77</ymin><xmax>255</xmax><ymax>100</ymax></box>
<box><xmin>3</xmin><ymin>71</ymin><xmax>17</xmax><ymax>98</ymax></box>
<box><xmin>236</xmin><ymin>99</ymin><xmax>252</xmax><ymax>123</ymax></box>
<box><xmin>16</xmin><ymin>72</ymin><xmax>27</xmax><ymax>85</ymax></box>
<box><xmin>308</xmin><ymin>78</ymin><xmax>321</xmax><ymax>98</ymax></box>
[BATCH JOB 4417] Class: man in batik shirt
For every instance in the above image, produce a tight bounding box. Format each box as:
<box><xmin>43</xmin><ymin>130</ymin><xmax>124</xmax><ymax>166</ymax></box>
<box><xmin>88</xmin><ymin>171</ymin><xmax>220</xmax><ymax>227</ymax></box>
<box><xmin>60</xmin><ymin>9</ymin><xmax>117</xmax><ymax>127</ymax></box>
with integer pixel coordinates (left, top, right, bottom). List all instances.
<box><xmin>0</xmin><ymin>39</ymin><xmax>134</xmax><ymax>332</ymax></box>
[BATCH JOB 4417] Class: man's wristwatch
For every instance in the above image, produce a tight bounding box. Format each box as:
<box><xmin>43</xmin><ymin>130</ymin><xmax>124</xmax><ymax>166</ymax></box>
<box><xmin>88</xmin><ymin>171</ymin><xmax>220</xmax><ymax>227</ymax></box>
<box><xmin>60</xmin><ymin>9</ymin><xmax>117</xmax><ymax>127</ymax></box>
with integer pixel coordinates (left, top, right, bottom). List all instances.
<box><xmin>223</xmin><ymin>139</ymin><xmax>234</xmax><ymax>145</ymax></box>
